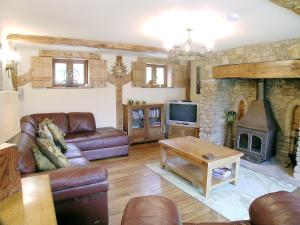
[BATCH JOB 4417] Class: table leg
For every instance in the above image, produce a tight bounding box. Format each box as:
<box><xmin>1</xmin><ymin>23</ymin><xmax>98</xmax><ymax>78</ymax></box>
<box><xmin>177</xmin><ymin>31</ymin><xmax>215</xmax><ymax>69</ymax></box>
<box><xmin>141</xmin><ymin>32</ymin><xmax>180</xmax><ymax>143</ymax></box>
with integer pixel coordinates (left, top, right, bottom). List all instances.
<box><xmin>202</xmin><ymin>166</ymin><xmax>212</xmax><ymax>198</ymax></box>
<box><xmin>230</xmin><ymin>159</ymin><xmax>240</xmax><ymax>185</ymax></box>
<box><xmin>160</xmin><ymin>147</ymin><xmax>167</xmax><ymax>169</ymax></box>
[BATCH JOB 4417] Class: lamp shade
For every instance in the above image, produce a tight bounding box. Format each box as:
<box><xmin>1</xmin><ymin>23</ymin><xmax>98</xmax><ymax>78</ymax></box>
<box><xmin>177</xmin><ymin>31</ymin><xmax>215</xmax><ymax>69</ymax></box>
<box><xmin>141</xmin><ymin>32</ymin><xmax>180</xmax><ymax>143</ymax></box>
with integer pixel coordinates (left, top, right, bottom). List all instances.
<box><xmin>0</xmin><ymin>91</ymin><xmax>20</xmax><ymax>143</ymax></box>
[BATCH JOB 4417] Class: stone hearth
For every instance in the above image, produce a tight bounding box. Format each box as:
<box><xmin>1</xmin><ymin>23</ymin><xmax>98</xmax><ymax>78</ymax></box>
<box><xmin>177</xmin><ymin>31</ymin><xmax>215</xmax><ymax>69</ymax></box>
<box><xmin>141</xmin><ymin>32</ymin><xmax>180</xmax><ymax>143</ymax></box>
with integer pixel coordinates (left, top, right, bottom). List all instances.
<box><xmin>196</xmin><ymin>38</ymin><xmax>300</xmax><ymax>165</ymax></box>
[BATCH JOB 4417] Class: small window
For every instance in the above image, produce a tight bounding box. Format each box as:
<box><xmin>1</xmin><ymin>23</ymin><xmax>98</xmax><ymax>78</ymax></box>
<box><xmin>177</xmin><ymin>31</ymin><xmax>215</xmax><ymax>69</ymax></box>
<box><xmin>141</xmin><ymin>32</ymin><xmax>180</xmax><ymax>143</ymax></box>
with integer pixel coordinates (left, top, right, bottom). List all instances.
<box><xmin>53</xmin><ymin>59</ymin><xmax>88</xmax><ymax>87</ymax></box>
<box><xmin>146</xmin><ymin>64</ymin><xmax>167</xmax><ymax>87</ymax></box>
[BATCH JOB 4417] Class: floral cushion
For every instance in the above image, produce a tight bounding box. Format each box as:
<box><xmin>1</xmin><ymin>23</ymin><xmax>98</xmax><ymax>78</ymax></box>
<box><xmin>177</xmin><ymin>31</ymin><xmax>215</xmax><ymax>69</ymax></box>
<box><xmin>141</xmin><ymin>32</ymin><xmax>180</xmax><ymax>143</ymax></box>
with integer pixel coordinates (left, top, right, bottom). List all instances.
<box><xmin>40</xmin><ymin>118</ymin><xmax>68</xmax><ymax>151</ymax></box>
<box><xmin>37</xmin><ymin>138</ymin><xmax>71</xmax><ymax>168</ymax></box>
<box><xmin>32</xmin><ymin>144</ymin><xmax>56</xmax><ymax>171</ymax></box>
<box><xmin>38</xmin><ymin>120</ymin><xmax>54</xmax><ymax>141</ymax></box>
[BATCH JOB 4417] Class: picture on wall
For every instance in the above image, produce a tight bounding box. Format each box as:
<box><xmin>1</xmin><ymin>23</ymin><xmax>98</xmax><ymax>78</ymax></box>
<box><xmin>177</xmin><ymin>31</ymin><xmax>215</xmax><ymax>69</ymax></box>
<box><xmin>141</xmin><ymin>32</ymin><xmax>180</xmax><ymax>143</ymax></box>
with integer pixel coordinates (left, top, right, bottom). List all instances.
<box><xmin>196</xmin><ymin>66</ymin><xmax>201</xmax><ymax>94</ymax></box>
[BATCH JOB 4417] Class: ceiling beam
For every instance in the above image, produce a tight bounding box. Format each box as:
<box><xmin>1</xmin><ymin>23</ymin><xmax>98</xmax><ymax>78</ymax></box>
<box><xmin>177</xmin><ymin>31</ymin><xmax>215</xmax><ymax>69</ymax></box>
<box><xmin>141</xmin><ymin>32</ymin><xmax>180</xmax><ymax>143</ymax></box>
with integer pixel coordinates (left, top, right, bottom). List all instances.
<box><xmin>271</xmin><ymin>0</ymin><xmax>300</xmax><ymax>15</ymax></box>
<box><xmin>212</xmin><ymin>60</ymin><xmax>300</xmax><ymax>79</ymax></box>
<box><xmin>7</xmin><ymin>34</ymin><xmax>167</xmax><ymax>53</ymax></box>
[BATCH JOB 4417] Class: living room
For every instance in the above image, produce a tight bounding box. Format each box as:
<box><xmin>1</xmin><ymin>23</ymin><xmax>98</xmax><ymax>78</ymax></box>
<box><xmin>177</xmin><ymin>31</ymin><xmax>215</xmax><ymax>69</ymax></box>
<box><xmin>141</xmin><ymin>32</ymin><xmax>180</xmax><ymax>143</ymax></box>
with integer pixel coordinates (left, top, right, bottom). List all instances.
<box><xmin>0</xmin><ymin>0</ymin><xmax>300</xmax><ymax>225</ymax></box>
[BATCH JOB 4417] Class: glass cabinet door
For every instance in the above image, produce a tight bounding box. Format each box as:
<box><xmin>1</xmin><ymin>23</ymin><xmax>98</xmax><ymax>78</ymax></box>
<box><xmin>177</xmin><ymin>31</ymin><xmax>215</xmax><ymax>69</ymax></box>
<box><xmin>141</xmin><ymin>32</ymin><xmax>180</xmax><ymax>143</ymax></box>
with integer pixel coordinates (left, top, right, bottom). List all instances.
<box><xmin>131</xmin><ymin>109</ymin><xmax>145</xmax><ymax>128</ymax></box>
<box><xmin>148</xmin><ymin>108</ymin><xmax>162</xmax><ymax>127</ymax></box>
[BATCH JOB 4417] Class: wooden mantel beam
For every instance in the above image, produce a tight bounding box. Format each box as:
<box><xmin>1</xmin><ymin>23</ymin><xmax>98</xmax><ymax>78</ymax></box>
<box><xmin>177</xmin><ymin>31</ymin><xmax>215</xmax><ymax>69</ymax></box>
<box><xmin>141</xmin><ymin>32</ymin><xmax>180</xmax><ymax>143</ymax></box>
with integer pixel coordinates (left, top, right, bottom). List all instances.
<box><xmin>213</xmin><ymin>60</ymin><xmax>300</xmax><ymax>79</ymax></box>
<box><xmin>7</xmin><ymin>34</ymin><xmax>167</xmax><ymax>53</ymax></box>
<box><xmin>271</xmin><ymin>0</ymin><xmax>300</xmax><ymax>15</ymax></box>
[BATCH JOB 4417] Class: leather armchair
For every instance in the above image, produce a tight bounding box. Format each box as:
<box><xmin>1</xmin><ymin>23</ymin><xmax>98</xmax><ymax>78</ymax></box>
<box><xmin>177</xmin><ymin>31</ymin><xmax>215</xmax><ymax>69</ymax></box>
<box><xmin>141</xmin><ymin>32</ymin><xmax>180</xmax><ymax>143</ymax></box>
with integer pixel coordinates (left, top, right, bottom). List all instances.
<box><xmin>121</xmin><ymin>191</ymin><xmax>300</xmax><ymax>225</ymax></box>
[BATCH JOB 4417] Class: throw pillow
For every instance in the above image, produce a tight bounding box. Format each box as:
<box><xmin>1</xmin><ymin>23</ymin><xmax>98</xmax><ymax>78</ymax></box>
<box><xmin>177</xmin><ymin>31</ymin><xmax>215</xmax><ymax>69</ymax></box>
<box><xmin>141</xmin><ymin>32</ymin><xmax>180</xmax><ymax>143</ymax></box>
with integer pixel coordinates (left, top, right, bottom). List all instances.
<box><xmin>41</xmin><ymin>118</ymin><xmax>68</xmax><ymax>152</ymax></box>
<box><xmin>32</xmin><ymin>144</ymin><xmax>56</xmax><ymax>171</ymax></box>
<box><xmin>37</xmin><ymin>138</ymin><xmax>71</xmax><ymax>168</ymax></box>
<box><xmin>38</xmin><ymin>120</ymin><xmax>54</xmax><ymax>142</ymax></box>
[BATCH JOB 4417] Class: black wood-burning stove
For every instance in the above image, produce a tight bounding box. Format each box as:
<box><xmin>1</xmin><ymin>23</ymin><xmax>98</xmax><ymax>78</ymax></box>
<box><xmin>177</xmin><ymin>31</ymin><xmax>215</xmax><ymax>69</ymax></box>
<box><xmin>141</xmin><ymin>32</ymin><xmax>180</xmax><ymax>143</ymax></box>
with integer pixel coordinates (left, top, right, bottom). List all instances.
<box><xmin>235</xmin><ymin>80</ymin><xmax>277</xmax><ymax>163</ymax></box>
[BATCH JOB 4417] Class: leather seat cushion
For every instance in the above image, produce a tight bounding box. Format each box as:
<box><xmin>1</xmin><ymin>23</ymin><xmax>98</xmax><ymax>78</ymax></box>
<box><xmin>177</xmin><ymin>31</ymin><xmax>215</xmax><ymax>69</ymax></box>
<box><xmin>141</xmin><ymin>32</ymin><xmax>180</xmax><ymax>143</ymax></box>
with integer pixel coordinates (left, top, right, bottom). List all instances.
<box><xmin>121</xmin><ymin>195</ymin><xmax>181</xmax><ymax>225</ymax></box>
<box><xmin>65</xmin><ymin>127</ymin><xmax>129</xmax><ymax>151</ymax></box>
<box><xmin>64</xmin><ymin>143</ymin><xmax>84</xmax><ymax>159</ymax></box>
<box><xmin>49</xmin><ymin>164</ymin><xmax>108</xmax><ymax>192</ymax></box>
<box><xmin>249</xmin><ymin>191</ymin><xmax>300</xmax><ymax>225</ymax></box>
<box><xmin>68</xmin><ymin>157</ymin><xmax>90</xmax><ymax>166</ymax></box>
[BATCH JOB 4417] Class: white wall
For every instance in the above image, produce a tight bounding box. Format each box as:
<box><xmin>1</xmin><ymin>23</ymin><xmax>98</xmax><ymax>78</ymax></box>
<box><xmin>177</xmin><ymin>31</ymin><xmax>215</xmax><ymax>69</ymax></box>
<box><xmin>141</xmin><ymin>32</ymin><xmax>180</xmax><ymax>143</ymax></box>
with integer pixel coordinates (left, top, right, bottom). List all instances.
<box><xmin>17</xmin><ymin>47</ymin><xmax>185</xmax><ymax>127</ymax></box>
<box><xmin>0</xmin><ymin>91</ymin><xmax>20</xmax><ymax>143</ymax></box>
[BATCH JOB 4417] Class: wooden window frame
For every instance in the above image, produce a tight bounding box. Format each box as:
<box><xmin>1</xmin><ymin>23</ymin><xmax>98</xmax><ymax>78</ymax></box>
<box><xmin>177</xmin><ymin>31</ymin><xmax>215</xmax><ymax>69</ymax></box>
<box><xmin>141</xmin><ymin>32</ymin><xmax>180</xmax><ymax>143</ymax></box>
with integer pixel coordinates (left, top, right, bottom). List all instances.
<box><xmin>52</xmin><ymin>58</ymin><xmax>88</xmax><ymax>87</ymax></box>
<box><xmin>146</xmin><ymin>64</ymin><xmax>167</xmax><ymax>87</ymax></box>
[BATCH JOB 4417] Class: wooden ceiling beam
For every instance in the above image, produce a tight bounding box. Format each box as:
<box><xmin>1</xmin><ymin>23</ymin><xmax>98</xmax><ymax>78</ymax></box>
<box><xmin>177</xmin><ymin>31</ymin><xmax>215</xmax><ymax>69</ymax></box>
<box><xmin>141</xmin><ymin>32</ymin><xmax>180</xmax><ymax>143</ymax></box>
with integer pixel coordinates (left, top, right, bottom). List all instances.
<box><xmin>212</xmin><ymin>60</ymin><xmax>300</xmax><ymax>79</ymax></box>
<box><xmin>7</xmin><ymin>34</ymin><xmax>167</xmax><ymax>53</ymax></box>
<box><xmin>271</xmin><ymin>0</ymin><xmax>300</xmax><ymax>15</ymax></box>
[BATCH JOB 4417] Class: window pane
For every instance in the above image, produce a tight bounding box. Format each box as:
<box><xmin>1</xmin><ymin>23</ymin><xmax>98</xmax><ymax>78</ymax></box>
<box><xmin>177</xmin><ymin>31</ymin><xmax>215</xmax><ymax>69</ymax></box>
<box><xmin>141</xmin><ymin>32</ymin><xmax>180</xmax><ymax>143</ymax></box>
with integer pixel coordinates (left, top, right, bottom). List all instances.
<box><xmin>146</xmin><ymin>66</ymin><xmax>152</xmax><ymax>84</ymax></box>
<box><xmin>55</xmin><ymin>63</ymin><xmax>67</xmax><ymax>84</ymax></box>
<box><xmin>73</xmin><ymin>63</ymin><xmax>85</xmax><ymax>84</ymax></box>
<box><xmin>156</xmin><ymin>67</ymin><xmax>164</xmax><ymax>85</ymax></box>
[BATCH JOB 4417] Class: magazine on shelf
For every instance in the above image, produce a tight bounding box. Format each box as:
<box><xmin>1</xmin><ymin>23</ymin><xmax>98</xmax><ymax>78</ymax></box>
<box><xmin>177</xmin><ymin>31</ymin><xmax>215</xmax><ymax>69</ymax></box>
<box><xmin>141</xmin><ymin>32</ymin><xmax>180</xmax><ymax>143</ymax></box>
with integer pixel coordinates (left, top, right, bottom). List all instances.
<box><xmin>212</xmin><ymin>167</ymin><xmax>232</xmax><ymax>179</ymax></box>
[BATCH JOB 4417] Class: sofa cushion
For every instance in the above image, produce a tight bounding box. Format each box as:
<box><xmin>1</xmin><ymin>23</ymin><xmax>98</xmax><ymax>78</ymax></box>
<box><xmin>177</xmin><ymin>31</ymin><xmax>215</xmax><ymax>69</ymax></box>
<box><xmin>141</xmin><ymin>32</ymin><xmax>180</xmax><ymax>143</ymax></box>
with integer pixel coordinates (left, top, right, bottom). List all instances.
<box><xmin>49</xmin><ymin>164</ymin><xmax>108</xmax><ymax>192</ymax></box>
<box><xmin>42</xmin><ymin>118</ymin><xmax>68</xmax><ymax>151</ymax></box>
<box><xmin>68</xmin><ymin>157</ymin><xmax>90</xmax><ymax>166</ymax></box>
<box><xmin>68</xmin><ymin>112</ymin><xmax>96</xmax><ymax>134</ymax></box>
<box><xmin>249</xmin><ymin>191</ymin><xmax>300</xmax><ymax>225</ymax></box>
<box><xmin>37</xmin><ymin>138</ymin><xmax>71</xmax><ymax>168</ymax></box>
<box><xmin>8</xmin><ymin>132</ymin><xmax>37</xmax><ymax>174</ymax></box>
<box><xmin>20</xmin><ymin>115</ymin><xmax>38</xmax><ymax>137</ymax></box>
<box><xmin>31</xmin><ymin>113</ymin><xmax>69</xmax><ymax>134</ymax></box>
<box><xmin>121</xmin><ymin>195</ymin><xmax>181</xmax><ymax>225</ymax></box>
<box><xmin>38</xmin><ymin>119</ymin><xmax>55</xmax><ymax>141</ymax></box>
<box><xmin>64</xmin><ymin>143</ymin><xmax>84</xmax><ymax>159</ymax></box>
<box><xmin>65</xmin><ymin>127</ymin><xmax>129</xmax><ymax>151</ymax></box>
<box><xmin>32</xmin><ymin>144</ymin><xmax>56</xmax><ymax>171</ymax></box>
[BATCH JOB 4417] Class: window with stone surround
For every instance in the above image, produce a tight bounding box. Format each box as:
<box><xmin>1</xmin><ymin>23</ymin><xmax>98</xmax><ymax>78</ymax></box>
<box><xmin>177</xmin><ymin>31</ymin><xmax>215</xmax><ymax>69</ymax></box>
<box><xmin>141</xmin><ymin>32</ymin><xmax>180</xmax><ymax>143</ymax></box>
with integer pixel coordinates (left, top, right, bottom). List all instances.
<box><xmin>292</xmin><ymin>105</ymin><xmax>300</xmax><ymax>131</ymax></box>
<box><xmin>238</xmin><ymin>100</ymin><xmax>245</xmax><ymax>120</ymax></box>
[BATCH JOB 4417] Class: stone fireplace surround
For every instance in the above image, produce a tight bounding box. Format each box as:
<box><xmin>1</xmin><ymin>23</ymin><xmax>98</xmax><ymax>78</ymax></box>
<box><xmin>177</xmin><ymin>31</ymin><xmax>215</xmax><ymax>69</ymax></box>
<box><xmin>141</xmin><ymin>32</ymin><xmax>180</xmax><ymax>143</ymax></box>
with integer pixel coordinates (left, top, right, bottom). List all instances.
<box><xmin>195</xmin><ymin>38</ymin><xmax>300</xmax><ymax>165</ymax></box>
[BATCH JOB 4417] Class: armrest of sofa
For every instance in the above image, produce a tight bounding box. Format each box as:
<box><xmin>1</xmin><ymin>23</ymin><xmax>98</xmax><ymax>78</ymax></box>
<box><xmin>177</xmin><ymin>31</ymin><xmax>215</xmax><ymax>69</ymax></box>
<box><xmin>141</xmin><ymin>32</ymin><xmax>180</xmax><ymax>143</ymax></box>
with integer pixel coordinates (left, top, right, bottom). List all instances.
<box><xmin>48</xmin><ymin>164</ymin><xmax>108</xmax><ymax>201</ymax></box>
<box><xmin>249</xmin><ymin>191</ymin><xmax>300</xmax><ymax>225</ymax></box>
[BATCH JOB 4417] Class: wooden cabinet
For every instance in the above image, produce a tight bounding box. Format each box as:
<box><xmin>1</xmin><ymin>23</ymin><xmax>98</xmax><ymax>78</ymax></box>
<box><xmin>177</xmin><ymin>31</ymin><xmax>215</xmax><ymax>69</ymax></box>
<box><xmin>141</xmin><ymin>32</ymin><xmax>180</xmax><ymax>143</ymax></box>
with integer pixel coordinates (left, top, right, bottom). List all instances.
<box><xmin>167</xmin><ymin>124</ymin><xmax>199</xmax><ymax>139</ymax></box>
<box><xmin>123</xmin><ymin>104</ymin><xmax>165</xmax><ymax>144</ymax></box>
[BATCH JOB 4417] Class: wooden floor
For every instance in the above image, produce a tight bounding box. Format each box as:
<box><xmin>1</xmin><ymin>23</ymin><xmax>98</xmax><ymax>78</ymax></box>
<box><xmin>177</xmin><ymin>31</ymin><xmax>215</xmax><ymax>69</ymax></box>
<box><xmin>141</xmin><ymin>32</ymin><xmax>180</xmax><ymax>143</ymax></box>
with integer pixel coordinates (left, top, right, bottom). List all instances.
<box><xmin>93</xmin><ymin>142</ymin><xmax>227</xmax><ymax>225</ymax></box>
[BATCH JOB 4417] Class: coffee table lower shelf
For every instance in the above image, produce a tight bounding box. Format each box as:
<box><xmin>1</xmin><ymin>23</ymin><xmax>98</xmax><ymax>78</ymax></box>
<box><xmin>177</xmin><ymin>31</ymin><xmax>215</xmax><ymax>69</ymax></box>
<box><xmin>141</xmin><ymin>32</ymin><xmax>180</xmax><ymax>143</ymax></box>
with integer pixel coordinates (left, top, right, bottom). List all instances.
<box><xmin>162</xmin><ymin>158</ymin><xmax>237</xmax><ymax>197</ymax></box>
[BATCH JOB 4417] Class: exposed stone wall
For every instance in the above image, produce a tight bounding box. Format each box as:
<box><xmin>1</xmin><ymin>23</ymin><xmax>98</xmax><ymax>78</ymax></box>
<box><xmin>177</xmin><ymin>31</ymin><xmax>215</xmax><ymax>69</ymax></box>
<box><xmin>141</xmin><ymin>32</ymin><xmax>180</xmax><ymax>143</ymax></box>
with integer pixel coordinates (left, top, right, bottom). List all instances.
<box><xmin>267</xmin><ymin>79</ymin><xmax>300</xmax><ymax>163</ymax></box>
<box><xmin>195</xmin><ymin>38</ymin><xmax>300</xmax><ymax>164</ymax></box>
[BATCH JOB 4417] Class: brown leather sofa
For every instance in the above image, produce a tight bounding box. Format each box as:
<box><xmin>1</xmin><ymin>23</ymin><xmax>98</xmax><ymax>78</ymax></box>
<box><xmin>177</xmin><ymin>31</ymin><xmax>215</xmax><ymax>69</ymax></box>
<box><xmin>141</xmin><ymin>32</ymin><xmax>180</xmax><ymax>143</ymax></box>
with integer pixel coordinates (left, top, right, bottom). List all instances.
<box><xmin>9</xmin><ymin>132</ymin><xmax>109</xmax><ymax>225</ymax></box>
<box><xmin>121</xmin><ymin>191</ymin><xmax>300</xmax><ymax>225</ymax></box>
<box><xmin>8</xmin><ymin>112</ymin><xmax>129</xmax><ymax>225</ymax></box>
<box><xmin>20</xmin><ymin>112</ymin><xmax>129</xmax><ymax>160</ymax></box>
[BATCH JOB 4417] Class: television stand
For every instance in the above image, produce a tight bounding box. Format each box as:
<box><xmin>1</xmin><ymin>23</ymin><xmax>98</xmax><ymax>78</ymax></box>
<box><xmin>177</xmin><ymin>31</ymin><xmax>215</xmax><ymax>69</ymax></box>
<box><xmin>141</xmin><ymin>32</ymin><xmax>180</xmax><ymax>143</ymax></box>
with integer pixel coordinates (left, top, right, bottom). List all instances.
<box><xmin>167</xmin><ymin>124</ymin><xmax>199</xmax><ymax>139</ymax></box>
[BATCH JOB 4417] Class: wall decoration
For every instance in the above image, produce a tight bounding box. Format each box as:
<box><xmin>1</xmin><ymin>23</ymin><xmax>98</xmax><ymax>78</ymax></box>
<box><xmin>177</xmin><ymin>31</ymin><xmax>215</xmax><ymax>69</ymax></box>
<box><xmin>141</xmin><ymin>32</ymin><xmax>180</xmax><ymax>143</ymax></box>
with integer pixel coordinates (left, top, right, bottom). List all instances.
<box><xmin>196</xmin><ymin>66</ymin><xmax>201</xmax><ymax>94</ymax></box>
<box><xmin>108</xmin><ymin>55</ymin><xmax>132</xmax><ymax>130</ymax></box>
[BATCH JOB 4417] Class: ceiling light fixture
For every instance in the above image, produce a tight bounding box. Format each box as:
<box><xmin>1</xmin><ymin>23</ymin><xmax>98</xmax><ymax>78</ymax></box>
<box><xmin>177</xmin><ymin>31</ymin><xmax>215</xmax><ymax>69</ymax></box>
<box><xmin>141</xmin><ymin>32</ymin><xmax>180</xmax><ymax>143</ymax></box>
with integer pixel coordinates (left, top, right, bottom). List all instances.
<box><xmin>168</xmin><ymin>28</ymin><xmax>210</xmax><ymax>61</ymax></box>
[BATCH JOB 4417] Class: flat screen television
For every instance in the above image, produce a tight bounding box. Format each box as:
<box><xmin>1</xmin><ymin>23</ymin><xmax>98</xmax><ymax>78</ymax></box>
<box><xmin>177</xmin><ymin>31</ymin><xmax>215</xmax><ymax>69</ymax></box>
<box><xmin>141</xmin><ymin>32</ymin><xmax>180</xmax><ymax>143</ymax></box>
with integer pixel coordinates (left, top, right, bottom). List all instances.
<box><xmin>166</xmin><ymin>101</ymin><xmax>199</xmax><ymax>127</ymax></box>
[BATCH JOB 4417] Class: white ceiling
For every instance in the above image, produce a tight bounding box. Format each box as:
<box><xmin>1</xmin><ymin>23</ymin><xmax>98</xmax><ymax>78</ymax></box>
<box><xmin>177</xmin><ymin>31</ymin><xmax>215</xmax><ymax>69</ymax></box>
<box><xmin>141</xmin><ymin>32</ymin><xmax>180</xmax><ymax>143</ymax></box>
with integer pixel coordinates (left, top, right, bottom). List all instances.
<box><xmin>0</xmin><ymin>0</ymin><xmax>300</xmax><ymax>52</ymax></box>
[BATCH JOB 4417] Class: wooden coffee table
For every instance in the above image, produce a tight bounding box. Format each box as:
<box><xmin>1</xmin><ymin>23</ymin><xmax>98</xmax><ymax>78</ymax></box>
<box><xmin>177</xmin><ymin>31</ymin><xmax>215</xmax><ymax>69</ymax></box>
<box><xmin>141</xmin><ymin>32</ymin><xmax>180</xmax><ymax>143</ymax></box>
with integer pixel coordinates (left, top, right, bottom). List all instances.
<box><xmin>159</xmin><ymin>136</ymin><xmax>243</xmax><ymax>197</ymax></box>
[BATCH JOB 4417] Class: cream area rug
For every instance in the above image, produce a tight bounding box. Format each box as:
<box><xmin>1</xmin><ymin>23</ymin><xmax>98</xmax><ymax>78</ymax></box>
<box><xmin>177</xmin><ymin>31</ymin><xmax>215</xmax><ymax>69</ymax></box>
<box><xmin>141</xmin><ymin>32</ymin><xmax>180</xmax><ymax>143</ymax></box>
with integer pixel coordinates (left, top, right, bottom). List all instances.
<box><xmin>146</xmin><ymin>162</ymin><xmax>296</xmax><ymax>221</ymax></box>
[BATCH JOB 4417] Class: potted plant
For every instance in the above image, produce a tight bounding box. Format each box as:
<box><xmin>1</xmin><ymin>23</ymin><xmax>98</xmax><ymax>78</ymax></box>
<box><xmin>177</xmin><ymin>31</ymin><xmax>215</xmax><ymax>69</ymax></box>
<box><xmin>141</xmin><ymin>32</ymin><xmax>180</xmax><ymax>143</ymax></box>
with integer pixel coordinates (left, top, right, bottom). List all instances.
<box><xmin>224</xmin><ymin>110</ymin><xmax>237</xmax><ymax>148</ymax></box>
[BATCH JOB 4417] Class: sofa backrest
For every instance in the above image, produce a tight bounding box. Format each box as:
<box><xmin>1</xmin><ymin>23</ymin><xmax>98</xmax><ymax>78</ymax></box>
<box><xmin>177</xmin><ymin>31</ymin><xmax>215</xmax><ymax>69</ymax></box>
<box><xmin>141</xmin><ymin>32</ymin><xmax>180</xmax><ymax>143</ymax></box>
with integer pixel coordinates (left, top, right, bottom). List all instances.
<box><xmin>20</xmin><ymin>112</ymin><xmax>96</xmax><ymax>136</ymax></box>
<box><xmin>68</xmin><ymin>112</ymin><xmax>96</xmax><ymax>134</ymax></box>
<box><xmin>31</xmin><ymin>113</ymin><xmax>69</xmax><ymax>134</ymax></box>
<box><xmin>8</xmin><ymin>132</ymin><xmax>37</xmax><ymax>174</ymax></box>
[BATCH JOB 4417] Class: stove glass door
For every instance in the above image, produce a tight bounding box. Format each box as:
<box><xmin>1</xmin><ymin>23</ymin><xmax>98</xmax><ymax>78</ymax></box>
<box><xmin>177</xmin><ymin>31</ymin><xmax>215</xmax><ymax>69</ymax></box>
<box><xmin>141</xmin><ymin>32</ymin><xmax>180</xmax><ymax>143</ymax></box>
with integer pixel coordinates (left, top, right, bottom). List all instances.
<box><xmin>238</xmin><ymin>133</ymin><xmax>249</xmax><ymax>150</ymax></box>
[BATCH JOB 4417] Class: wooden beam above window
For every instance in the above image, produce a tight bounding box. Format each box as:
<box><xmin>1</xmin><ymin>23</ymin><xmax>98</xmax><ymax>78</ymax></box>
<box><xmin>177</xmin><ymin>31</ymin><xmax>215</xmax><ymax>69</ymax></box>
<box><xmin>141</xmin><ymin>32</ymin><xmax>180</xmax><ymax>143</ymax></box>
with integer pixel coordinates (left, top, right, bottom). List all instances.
<box><xmin>7</xmin><ymin>34</ymin><xmax>167</xmax><ymax>53</ymax></box>
<box><xmin>271</xmin><ymin>0</ymin><xmax>300</xmax><ymax>15</ymax></box>
<box><xmin>212</xmin><ymin>60</ymin><xmax>300</xmax><ymax>79</ymax></box>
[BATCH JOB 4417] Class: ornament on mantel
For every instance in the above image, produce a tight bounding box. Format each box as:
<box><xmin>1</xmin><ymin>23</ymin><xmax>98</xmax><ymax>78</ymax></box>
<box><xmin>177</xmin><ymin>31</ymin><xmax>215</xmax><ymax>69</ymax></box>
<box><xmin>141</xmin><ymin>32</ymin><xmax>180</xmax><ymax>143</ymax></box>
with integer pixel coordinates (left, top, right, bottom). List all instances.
<box><xmin>111</xmin><ymin>55</ymin><xmax>128</xmax><ymax>79</ymax></box>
